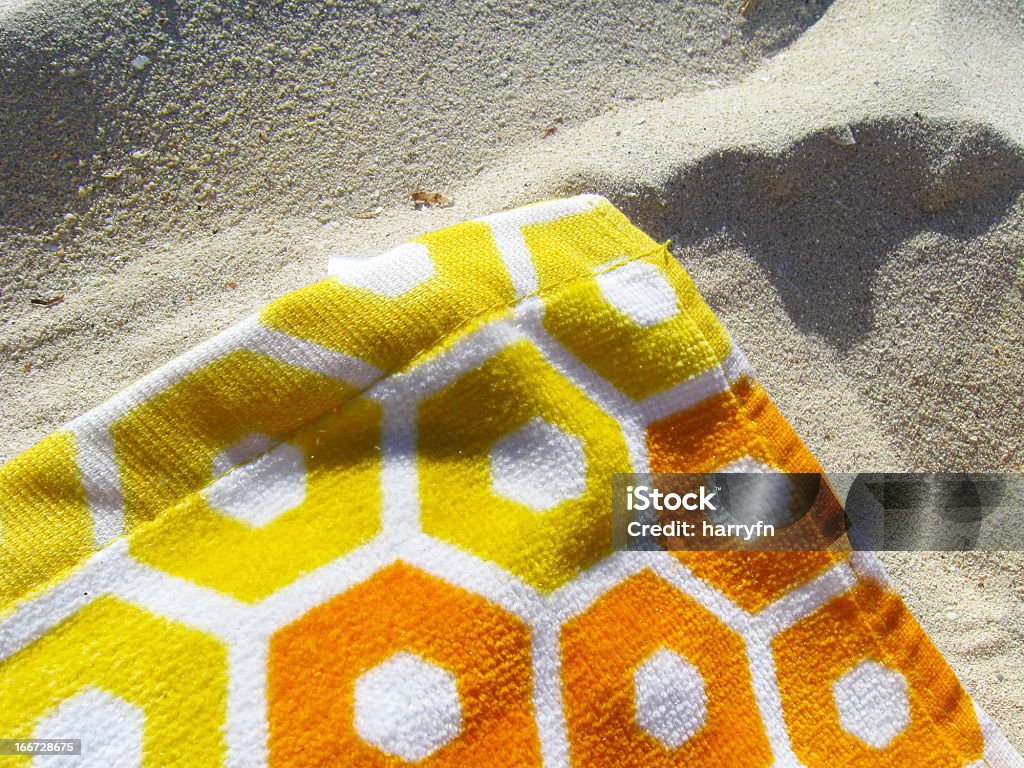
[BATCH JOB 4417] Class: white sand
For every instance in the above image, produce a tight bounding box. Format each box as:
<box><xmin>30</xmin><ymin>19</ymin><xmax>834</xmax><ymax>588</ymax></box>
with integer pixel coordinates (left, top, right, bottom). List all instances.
<box><xmin>1</xmin><ymin>0</ymin><xmax>1021</xmax><ymax>748</ymax></box>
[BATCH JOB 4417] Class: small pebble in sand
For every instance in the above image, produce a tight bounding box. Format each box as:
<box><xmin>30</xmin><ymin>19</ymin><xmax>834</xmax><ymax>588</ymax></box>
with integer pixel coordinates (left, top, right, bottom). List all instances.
<box><xmin>411</xmin><ymin>188</ymin><xmax>454</xmax><ymax>209</ymax></box>
<box><xmin>131</xmin><ymin>54</ymin><xmax>151</xmax><ymax>71</ymax></box>
<box><xmin>826</xmin><ymin>124</ymin><xmax>857</xmax><ymax>147</ymax></box>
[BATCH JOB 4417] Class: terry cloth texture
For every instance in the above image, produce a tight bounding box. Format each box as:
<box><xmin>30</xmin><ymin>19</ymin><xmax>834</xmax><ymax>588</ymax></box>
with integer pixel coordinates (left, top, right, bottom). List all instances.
<box><xmin>0</xmin><ymin>195</ymin><xmax>1020</xmax><ymax>767</ymax></box>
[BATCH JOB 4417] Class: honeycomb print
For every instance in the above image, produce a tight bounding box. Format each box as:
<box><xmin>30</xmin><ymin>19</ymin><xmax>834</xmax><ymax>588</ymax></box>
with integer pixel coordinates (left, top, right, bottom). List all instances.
<box><xmin>0</xmin><ymin>196</ymin><xmax>1017</xmax><ymax>767</ymax></box>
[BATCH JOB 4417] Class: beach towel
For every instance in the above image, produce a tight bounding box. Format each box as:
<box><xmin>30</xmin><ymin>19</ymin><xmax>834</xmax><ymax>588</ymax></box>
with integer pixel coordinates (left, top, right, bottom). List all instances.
<box><xmin>0</xmin><ymin>195</ymin><xmax>1019</xmax><ymax>767</ymax></box>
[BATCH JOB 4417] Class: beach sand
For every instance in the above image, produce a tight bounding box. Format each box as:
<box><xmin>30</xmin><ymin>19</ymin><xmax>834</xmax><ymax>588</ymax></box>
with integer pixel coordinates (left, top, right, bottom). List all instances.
<box><xmin>1</xmin><ymin>0</ymin><xmax>1021</xmax><ymax>748</ymax></box>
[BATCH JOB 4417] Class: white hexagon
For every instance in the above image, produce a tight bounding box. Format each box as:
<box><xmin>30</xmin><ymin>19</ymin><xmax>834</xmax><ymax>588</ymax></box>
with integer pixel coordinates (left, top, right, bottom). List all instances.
<box><xmin>489</xmin><ymin>417</ymin><xmax>587</xmax><ymax>511</ymax></box>
<box><xmin>354</xmin><ymin>652</ymin><xmax>462</xmax><ymax>761</ymax></box>
<box><xmin>595</xmin><ymin>260</ymin><xmax>679</xmax><ymax>328</ymax></box>
<box><xmin>204</xmin><ymin>441</ymin><xmax>306</xmax><ymax>527</ymax></box>
<box><xmin>633</xmin><ymin>648</ymin><xmax>708</xmax><ymax>749</ymax></box>
<box><xmin>712</xmin><ymin>456</ymin><xmax>794</xmax><ymax>528</ymax></box>
<box><xmin>212</xmin><ymin>432</ymin><xmax>275</xmax><ymax>476</ymax></box>
<box><xmin>718</xmin><ymin>455</ymin><xmax>776</xmax><ymax>474</ymax></box>
<box><xmin>34</xmin><ymin>687</ymin><xmax>144</xmax><ymax>767</ymax></box>
<box><xmin>832</xmin><ymin>660</ymin><xmax>910</xmax><ymax>749</ymax></box>
<box><xmin>328</xmin><ymin>242</ymin><xmax>434</xmax><ymax>297</ymax></box>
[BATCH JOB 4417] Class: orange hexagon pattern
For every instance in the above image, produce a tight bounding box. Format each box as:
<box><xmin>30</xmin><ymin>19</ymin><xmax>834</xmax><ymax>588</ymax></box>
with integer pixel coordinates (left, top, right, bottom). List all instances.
<box><xmin>268</xmin><ymin>562</ymin><xmax>542</xmax><ymax>768</ymax></box>
<box><xmin>774</xmin><ymin>580</ymin><xmax>985</xmax><ymax>768</ymax></box>
<box><xmin>561</xmin><ymin>570</ymin><xmax>773</xmax><ymax>767</ymax></box>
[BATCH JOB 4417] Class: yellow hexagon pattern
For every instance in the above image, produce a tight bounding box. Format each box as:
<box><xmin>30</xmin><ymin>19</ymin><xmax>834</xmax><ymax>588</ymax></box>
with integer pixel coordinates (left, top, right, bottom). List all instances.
<box><xmin>0</xmin><ymin>432</ymin><xmax>92</xmax><ymax>607</ymax></box>
<box><xmin>0</xmin><ymin>597</ymin><xmax>228</xmax><ymax>766</ymax></box>
<box><xmin>417</xmin><ymin>339</ymin><xmax>630</xmax><ymax>592</ymax></box>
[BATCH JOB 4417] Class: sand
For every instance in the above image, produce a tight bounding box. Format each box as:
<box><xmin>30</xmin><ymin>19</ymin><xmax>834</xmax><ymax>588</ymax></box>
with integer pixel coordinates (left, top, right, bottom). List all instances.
<box><xmin>1</xmin><ymin>0</ymin><xmax>1021</xmax><ymax>749</ymax></box>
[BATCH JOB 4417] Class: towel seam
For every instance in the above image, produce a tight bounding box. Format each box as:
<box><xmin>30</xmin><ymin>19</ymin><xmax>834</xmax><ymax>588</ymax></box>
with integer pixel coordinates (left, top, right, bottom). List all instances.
<box><xmin>2</xmin><ymin>220</ymin><xmax>690</xmax><ymax>614</ymax></box>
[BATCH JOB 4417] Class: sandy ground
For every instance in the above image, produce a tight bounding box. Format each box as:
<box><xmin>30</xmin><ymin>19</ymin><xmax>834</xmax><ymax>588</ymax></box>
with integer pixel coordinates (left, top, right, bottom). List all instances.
<box><xmin>1</xmin><ymin>0</ymin><xmax>1021</xmax><ymax>750</ymax></box>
